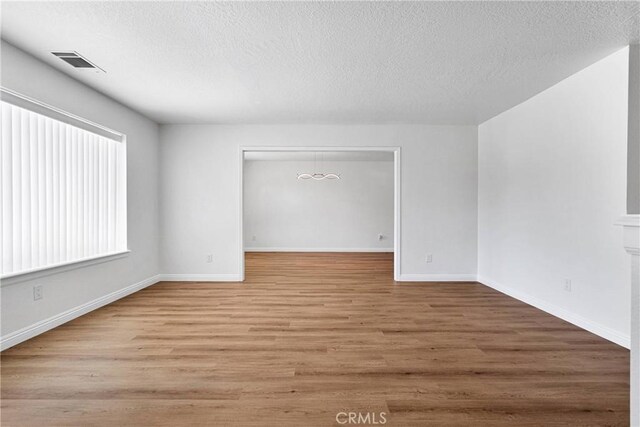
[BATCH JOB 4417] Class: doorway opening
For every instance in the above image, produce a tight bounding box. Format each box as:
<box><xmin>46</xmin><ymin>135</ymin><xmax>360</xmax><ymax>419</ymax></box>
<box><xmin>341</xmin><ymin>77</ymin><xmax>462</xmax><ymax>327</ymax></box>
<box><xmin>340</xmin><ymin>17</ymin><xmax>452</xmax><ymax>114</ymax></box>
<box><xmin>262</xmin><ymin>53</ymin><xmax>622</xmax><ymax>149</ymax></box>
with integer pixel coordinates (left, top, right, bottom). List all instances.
<box><xmin>239</xmin><ymin>147</ymin><xmax>401</xmax><ymax>281</ymax></box>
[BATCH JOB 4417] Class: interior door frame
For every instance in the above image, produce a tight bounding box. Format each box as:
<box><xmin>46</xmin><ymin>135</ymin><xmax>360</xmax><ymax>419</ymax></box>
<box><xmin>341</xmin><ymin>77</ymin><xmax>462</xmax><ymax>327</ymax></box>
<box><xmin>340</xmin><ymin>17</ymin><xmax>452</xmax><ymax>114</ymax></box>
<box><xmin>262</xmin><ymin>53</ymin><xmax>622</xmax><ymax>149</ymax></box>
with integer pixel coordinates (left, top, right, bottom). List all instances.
<box><xmin>238</xmin><ymin>146</ymin><xmax>401</xmax><ymax>281</ymax></box>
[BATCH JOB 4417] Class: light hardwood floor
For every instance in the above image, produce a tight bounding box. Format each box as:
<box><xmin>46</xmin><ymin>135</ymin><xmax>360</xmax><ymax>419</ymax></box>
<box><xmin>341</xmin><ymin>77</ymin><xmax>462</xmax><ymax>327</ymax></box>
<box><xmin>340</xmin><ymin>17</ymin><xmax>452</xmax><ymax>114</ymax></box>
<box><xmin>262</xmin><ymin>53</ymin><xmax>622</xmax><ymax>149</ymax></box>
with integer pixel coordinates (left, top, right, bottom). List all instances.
<box><xmin>1</xmin><ymin>253</ymin><xmax>630</xmax><ymax>426</ymax></box>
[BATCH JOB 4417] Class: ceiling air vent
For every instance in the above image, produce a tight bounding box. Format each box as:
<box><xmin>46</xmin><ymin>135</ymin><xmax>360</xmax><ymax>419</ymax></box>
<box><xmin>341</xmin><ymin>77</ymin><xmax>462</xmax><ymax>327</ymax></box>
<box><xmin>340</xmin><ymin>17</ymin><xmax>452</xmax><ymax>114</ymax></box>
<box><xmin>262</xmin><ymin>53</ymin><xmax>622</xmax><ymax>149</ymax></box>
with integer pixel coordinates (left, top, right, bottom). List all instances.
<box><xmin>51</xmin><ymin>51</ymin><xmax>105</xmax><ymax>72</ymax></box>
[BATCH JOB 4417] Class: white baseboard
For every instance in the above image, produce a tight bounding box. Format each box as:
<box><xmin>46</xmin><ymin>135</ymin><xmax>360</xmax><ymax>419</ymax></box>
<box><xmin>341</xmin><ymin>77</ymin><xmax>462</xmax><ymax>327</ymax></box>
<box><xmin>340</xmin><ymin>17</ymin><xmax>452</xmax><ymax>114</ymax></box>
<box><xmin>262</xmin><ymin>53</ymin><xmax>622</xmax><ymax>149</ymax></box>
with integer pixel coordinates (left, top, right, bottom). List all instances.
<box><xmin>397</xmin><ymin>274</ymin><xmax>477</xmax><ymax>282</ymax></box>
<box><xmin>478</xmin><ymin>275</ymin><xmax>630</xmax><ymax>349</ymax></box>
<box><xmin>1</xmin><ymin>274</ymin><xmax>161</xmax><ymax>351</ymax></box>
<box><xmin>159</xmin><ymin>274</ymin><xmax>242</xmax><ymax>282</ymax></box>
<box><xmin>244</xmin><ymin>247</ymin><xmax>394</xmax><ymax>253</ymax></box>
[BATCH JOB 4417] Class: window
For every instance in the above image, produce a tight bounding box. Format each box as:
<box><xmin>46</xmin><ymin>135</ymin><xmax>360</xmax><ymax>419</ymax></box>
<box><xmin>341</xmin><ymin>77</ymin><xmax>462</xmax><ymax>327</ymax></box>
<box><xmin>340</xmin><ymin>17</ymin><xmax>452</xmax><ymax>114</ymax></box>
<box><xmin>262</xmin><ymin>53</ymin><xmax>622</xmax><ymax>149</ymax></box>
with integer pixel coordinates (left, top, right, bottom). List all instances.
<box><xmin>1</xmin><ymin>90</ymin><xmax>127</xmax><ymax>278</ymax></box>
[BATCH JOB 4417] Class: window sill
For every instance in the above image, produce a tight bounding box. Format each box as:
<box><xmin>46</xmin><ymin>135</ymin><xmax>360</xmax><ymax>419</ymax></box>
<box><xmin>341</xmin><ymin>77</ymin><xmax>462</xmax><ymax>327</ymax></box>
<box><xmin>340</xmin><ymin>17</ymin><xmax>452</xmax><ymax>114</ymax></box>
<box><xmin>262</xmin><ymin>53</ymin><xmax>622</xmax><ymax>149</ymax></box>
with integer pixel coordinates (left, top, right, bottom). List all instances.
<box><xmin>0</xmin><ymin>250</ymin><xmax>131</xmax><ymax>287</ymax></box>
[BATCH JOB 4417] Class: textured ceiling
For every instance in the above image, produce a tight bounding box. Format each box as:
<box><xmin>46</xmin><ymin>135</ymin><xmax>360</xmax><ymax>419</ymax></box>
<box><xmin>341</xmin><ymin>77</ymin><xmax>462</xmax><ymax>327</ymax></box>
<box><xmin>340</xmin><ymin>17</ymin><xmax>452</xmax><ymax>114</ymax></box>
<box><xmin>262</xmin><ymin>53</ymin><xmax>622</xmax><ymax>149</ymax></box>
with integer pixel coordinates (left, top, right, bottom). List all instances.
<box><xmin>244</xmin><ymin>151</ymin><xmax>393</xmax><ymax>162</ymax></box>
<box><xmin>1</xmin><ymin>1</ymin><xmax>638</xmax><ymax>125</ymax></box>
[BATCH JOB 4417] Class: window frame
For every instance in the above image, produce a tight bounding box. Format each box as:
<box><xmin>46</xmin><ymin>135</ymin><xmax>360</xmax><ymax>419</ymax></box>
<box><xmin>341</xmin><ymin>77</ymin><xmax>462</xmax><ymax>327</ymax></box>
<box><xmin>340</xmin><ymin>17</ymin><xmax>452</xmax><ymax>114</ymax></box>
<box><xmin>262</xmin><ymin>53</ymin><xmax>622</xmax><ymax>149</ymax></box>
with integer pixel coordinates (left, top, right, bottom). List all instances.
<box><xmin>0</xmin><ymin>87</ymin><xmax>129</xmax><ymax>285</ymax></box>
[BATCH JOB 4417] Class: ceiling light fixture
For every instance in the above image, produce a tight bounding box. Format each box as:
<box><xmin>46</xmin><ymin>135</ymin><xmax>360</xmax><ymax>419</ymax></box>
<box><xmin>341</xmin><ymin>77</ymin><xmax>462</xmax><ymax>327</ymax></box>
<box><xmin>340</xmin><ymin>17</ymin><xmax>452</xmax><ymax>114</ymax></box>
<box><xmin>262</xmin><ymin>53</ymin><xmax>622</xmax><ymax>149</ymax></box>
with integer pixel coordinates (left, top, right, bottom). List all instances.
<box><xmin>297</xmin><ymin>172</ymin><xmax>340</xmax><ymax>180</ymax></box>
<box><xmin>297</xmin><ymin>152</ymin><xmax>340</xmax><ymax>180</ymax></box>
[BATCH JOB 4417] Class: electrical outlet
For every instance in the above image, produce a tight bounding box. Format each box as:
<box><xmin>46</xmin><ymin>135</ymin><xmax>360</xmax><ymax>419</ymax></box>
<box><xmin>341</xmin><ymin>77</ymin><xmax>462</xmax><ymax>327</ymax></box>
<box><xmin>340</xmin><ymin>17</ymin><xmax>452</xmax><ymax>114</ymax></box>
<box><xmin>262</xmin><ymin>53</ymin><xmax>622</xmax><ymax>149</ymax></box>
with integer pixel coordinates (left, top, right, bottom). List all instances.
<box><xmin>252</xmin><ymin>235</ymin><xmax>257</xmax><ymax>241</ymax></box>
<box><xmin>563</xmin><ymin>279</ymin><xmax>572</xmax><ymax>292</ymax></box>
<box><xmin>206</xmin><ymin>254</ymin><xmax>214</xmax><ymax>263</ymax></box>
<box><xmin>425</xmin><ymin>254</ymin><xmax>433</xmax><ymax>263</ymax></box>
<box><xmin>33</xmin><ymin>285</ymin><xmax>43</xmax><ymax>301</ymax></box>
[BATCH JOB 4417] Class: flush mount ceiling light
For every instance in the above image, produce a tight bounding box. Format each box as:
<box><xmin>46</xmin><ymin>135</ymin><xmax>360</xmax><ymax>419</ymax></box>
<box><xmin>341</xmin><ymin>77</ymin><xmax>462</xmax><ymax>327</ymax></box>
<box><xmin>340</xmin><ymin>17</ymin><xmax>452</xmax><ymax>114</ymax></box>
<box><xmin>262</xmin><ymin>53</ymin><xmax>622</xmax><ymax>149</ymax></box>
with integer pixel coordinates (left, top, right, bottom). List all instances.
<box><xmin>297</xmin><ymin>152</ymin><xmax>340</xmax><ymax>181</ymax></box>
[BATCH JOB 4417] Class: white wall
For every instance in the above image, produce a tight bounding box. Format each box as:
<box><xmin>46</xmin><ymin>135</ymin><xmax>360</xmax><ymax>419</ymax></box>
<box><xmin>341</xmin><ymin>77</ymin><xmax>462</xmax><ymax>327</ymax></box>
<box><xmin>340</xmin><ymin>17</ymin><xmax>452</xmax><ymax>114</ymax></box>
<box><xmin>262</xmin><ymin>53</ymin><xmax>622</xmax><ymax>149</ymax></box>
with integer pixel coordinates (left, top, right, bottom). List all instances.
<box><xmin>0</xmin><ymin>41</ymin><xmax>161</xmax><ymax>346</ymax></box>
<box><xmin>478</xmin><ymin>47</ymin><xmax>631</xmax><ymax>347</ymax></box>
<box><xmin>628</xmin><ymin>44</ymin><xmax>640</xmax><ymax>214</ymax></box>
<box><xmin>244</xmin><ymin>158</ymin><xmax>394</xmax><ymax>251</ymax></box>
<box><xmin>160</xmin><ymin>125</ymin><xmax>478</xmax><ymax>280</ymax></box>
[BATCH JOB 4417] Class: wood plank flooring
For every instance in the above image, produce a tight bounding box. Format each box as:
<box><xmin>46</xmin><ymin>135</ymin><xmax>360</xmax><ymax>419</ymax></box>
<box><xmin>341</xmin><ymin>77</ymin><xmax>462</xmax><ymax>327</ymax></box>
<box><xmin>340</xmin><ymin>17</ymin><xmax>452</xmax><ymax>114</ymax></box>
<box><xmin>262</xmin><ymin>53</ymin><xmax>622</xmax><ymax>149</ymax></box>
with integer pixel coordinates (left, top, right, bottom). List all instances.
<box><xmin>1</xmin><ymin>252</ymin><xmax>630</xmax><ymax>426</ymax></box>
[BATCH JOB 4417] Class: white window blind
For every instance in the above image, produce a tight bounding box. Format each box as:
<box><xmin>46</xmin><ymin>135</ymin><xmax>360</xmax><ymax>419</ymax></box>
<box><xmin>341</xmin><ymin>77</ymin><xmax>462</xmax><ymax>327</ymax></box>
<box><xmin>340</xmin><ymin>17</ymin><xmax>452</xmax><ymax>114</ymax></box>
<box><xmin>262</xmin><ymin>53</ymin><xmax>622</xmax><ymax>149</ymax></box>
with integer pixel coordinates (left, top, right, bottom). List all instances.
<box><xmin>1</xmin><ymin>96</ymin><xmax>127</xmax><ymax>277</ymax></box>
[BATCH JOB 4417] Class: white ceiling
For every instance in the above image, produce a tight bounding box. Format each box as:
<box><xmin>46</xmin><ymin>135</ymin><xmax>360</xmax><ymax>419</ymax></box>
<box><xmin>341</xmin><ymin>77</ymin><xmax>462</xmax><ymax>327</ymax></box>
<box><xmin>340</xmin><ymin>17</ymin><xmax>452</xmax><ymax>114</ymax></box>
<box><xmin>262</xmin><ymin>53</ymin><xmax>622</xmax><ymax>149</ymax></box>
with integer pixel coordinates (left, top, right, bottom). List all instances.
<box><xmin>1</xmin><ymin>1</ymin><xmax>638</xmax><ymax>125</ymax></box>
<box><xmin>244</xmin><ymin>151</ymin><xmax>393</xmax><ymax>162</ymax></box>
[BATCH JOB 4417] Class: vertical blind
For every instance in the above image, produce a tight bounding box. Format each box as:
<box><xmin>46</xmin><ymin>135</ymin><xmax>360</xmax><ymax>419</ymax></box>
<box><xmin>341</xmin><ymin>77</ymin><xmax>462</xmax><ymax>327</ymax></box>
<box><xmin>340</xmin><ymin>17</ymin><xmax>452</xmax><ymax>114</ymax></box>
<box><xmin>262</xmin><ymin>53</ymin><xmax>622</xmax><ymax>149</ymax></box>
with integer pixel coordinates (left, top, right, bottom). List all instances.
<box><xmin>1</xmin><ymin>99</ymin><xmax>127</xmax><ymax>277</ymax></box>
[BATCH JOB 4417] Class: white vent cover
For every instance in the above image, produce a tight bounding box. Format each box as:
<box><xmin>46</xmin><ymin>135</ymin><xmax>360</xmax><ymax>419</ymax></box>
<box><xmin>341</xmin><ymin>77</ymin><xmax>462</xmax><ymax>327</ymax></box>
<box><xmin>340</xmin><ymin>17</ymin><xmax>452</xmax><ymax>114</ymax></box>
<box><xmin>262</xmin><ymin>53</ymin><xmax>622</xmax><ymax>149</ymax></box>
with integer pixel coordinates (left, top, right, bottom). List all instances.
<box><xmin>51</xmin><ymin>51</ymin><xmax>105</xmax><ymax>72</ymax></box>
